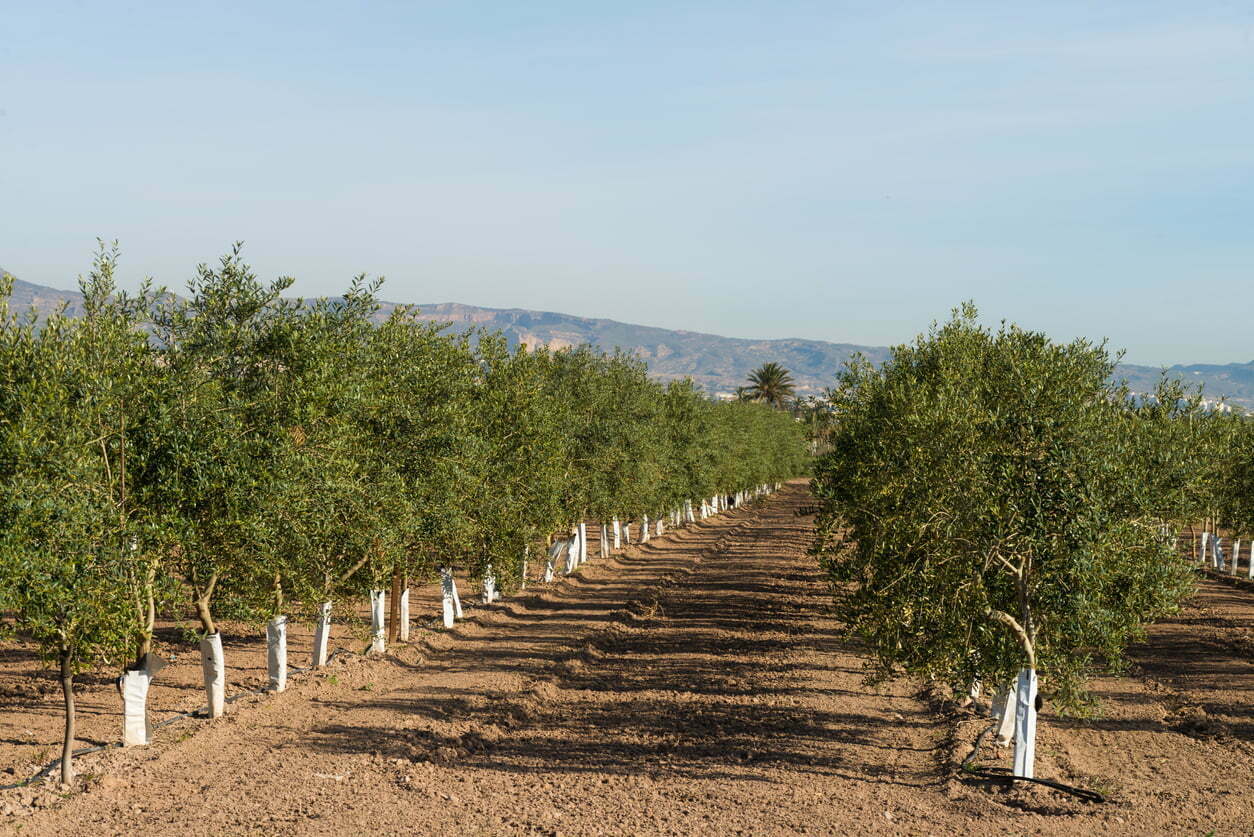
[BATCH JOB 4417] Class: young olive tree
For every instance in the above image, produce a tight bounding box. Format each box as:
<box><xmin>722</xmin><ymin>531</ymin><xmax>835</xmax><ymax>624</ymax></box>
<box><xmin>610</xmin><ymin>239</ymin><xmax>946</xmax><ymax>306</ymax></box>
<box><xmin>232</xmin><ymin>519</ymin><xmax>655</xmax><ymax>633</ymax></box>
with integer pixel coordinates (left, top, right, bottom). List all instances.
<box><xmin>813</xmin><ymin>305</ymin><xmax>1195</xmax><ymax>774</ymax></box>
<box><xmin>144</xmin><ymin>245</ymin><xmax>299</xmax><ymax>714</ymax></box>
<box><xmin>0</xmin><ymin>251</ymin><xmax>161</xmax><ymax>782</ymax></box>
<box><xmin>464</xmin><ymin>337</ymin><xmax>568</xmax><ymax>590</ymax></box>
<box><xmin>354</xmin><ymin>310</ymin><xmax>479</xmax><ymax>606</ymax></box>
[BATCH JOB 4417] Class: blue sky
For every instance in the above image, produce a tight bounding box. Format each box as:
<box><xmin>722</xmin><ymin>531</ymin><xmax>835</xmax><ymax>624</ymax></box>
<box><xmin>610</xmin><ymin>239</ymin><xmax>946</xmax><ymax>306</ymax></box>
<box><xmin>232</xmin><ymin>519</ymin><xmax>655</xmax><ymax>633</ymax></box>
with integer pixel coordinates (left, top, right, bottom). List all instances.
<box><xmin>3</xmin><ymin>1</ymin><xmax>1253</xmax><ymax>366</ymax></box>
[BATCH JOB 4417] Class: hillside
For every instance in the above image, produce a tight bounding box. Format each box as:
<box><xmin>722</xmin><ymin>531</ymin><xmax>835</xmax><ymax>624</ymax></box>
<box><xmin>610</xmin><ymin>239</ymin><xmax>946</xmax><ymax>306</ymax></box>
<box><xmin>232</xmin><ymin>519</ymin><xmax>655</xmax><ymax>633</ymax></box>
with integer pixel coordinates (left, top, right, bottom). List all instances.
<box><xmin>3</xmin><ymin>273</ymin><xmax>1252</xmax><ymax>406</ymax></box>
<box><xmin>396</xmin><ymin>302</ymin><xmax>890</xmax><ymax>396</ymax></box>
<box><xmin>0</xmin><ymin>275</ymin><xmax>886</xmax><ymax>396</ymax></box>
<box><xmin>2</xmin><ymin>272</ymin><xmax>87</xmax><ymax>318</ymax></box>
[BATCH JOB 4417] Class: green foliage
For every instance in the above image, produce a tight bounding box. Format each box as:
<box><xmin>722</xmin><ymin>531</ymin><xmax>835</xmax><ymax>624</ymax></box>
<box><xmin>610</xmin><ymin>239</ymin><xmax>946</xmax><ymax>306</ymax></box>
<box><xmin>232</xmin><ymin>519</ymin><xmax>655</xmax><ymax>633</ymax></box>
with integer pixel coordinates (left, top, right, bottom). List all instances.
<box><xmin>0</xmin><ymin>245</ymin><xmax>162</xmax><ymax>672</ymax></box>
<box><xmin>0</xmin><ymin>243</ymin><xmax>810</xmax><ymax>680</ymax></box>
<box><xmin>812</xmin><ymin>304</ymin><xmax>1200</xmax><ymax>709</ymax></box>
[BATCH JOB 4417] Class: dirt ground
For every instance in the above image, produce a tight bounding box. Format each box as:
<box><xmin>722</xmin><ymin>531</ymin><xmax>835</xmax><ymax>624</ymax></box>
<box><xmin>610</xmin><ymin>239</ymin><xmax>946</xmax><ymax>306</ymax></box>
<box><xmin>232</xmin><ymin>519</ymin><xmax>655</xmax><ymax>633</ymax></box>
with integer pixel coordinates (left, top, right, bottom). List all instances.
<box><xmin>3</xmin><ymin>481</ymin><xmax>1254</xmax><ymax>835</ymax></box>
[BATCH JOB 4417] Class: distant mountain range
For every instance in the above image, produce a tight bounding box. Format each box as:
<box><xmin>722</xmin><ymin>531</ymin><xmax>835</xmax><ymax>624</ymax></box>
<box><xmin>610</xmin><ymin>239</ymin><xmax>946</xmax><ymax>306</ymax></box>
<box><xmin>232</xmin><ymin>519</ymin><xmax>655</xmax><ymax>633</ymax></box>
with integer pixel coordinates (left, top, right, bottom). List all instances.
<box><xmin>3</xmin><ymin>268</ymin><xmax>1252</xmax><ymax>407</ymax></box>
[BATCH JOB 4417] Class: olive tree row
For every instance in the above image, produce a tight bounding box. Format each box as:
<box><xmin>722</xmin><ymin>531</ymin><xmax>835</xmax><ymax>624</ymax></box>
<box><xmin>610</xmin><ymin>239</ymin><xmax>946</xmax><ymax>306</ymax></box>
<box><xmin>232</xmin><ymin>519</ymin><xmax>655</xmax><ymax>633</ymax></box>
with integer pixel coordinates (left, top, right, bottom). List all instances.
<box><xmin>0</xmin><ymin>245</ymin><xmax>808</xmax><ymax>782</ymax></box>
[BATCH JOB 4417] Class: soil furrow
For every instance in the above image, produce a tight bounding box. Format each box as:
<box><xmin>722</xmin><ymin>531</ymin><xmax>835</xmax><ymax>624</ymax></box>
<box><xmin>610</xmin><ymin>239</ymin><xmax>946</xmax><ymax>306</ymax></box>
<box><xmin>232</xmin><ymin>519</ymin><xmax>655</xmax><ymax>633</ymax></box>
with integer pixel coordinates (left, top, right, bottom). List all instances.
<box><xmin>6</xmin><ymin>482</ymin><xmax>1254</xmax><ymax>834</ymax></box>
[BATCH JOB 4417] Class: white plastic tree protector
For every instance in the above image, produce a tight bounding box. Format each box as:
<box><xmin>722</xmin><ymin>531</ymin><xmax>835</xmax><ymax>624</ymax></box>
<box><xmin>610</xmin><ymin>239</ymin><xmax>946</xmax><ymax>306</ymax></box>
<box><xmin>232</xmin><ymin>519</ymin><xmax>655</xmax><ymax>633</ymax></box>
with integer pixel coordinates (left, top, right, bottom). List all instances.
<box><xmin>545</xmin><ymin>540</ymin><xmax>562</xmax><ymax>582</ymax></box>
<box><xmin>564</xmin><ymin>537</ymin><xmax>578</xmax><ymax>574</ymax></box>
<box><xmin>623</xmin><ymin>522</ymin><xmax>632</xmax><ymax>544</ymax></box>
<box><xmin>1247</xmin><ymin>541</ymin><xmax>1254</xmax><ymax>580</ymax></box>
<box><xmin>398</xmin><ymin>589</ymin><xmax>410</xmax><ymax>642</ymax></box>
<box><xmin>312</xmin><ymin>601</ymin><xmax>332</xmax><ymax>667</ymax></box>
<box><xmin>600</xmin><ymin>524</ymin><xmax>610</xmax><ymax>558</ymax></box>
<box><xmin>686</xmin><ymin>500</ymin><xmax>695</xmax><ymax>523</ymax></box>
<box><xmin>121</xmin><ymin>653</ymin><xmax>166</xmax><ymax>746</ymax></box>
<box><xmin>992</xmin><ymin>683</ymin><xmax>1017</xmax><ymax>746</ymax></box>
<box><xmin>521</xmin><ymin>545</ymin><xmax>530</xmax><ymax>590</ymax></box>
<box><xmin>440</xmin><ymin>568</ymin><xmax>457</xmax><ymax>627</ymax></box>
<box><xmin>266</xmin><ymin>615</ymin><xmax>288</xmax><ymax>693</ymax></box>
<box><xmin>578</xmin><ymin>522</ymin><xmax>589</xmax><ymax>564</ymax></box>
<box><xmin>199</xmin><ymin>632</ymin><xmax>226</xmax><ymax>719</ymax></box>
<box><xmin>642</xmin><ymin>514</ymin><xmax>650</xmax><ymax>543</ymax></box>
<box><xmin>1214</xmin><ymin>536</ymin><xmax>1225</xmax><ymax>571</ymax></box>
<box><xmin>1234</xmin><ymin>540</ymin><xmax>1243</xmax><ymax>576</ymax></box>
<box><xmin>1200</xmin><ymin>531</ymin><xmax>1210</xmax><ymax>565</ymax></box>
<box><xmin>1012</xmin><ymin>669</ymin><xmax>1038</xmax><ymax>779</ymax></box>
<box><xmin>612</xmin><ymin>517</ymin><xmax>622</xmax><ymax>549</ymax></box>
<box><xmin>655</xmin><ymin>518</ymin><xmax>663</xmax><ymax>537</ymax></box>
<box><xmin>482</xmin><ymin>564</ymin><xmax>497</xmax><ymax>604</ymax></box>
<box><xmin>451</xmin><ymin>574</ymin><xmax>464</xmax><ymax>617</ymax></box>
<box><xmin>370</xmin><ymin>590</ymin><xmax>387</xmax><ymax>654</ymax></box>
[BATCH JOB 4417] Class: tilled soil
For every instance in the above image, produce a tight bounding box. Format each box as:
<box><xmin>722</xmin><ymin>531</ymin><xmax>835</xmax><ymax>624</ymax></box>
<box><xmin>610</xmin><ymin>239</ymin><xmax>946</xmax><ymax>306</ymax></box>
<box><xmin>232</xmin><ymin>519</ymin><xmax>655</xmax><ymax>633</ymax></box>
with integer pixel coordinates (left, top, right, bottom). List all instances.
<box><xmin>3</xmin><ymin>482</ymin><xmax>1254</xmax><ymax>834</ymax></box>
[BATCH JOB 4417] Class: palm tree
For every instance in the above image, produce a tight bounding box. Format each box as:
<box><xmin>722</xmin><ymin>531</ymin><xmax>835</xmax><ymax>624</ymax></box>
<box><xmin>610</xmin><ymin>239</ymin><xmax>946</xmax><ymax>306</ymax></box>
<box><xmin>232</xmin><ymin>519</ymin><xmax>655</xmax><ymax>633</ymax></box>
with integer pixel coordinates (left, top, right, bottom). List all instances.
<box><xmin>744</xmin><ymin>362</ymin><xmax>795</xmax><ymax>409</ymax></box>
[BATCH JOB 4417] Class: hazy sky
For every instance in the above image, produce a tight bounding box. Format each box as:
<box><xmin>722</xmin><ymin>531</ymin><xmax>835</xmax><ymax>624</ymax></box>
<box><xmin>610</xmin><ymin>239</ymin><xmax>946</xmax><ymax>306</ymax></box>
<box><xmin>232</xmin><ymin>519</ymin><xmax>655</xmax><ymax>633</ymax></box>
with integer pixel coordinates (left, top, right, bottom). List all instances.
<box><xmin>3</xmin><ymin>2</ymin><xmax>1253</xmax><ymax>366</ymax></box>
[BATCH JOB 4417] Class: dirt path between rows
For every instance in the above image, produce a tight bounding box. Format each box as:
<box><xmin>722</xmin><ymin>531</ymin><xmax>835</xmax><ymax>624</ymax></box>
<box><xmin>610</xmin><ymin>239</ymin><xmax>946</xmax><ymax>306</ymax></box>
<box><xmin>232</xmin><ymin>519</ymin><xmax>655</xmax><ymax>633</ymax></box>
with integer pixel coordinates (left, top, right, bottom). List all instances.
<box><xmin>5</xmin><ymin>481</ymin><xmax>1254</xmax><ymax>834</ymax></box>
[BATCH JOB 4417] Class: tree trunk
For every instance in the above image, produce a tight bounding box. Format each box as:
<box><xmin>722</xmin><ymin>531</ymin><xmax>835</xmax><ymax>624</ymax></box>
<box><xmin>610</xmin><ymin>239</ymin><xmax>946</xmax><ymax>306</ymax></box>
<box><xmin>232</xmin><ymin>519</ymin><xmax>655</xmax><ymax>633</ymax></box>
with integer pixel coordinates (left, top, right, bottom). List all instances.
<box><xmin>59</xmin><ymin>648</ymin><xmax>75</xmax><ymax>784</ymax></box>
<box><xmin>131</xmin><ymin>567</ymin><xmax>157</xmax><ymax>671</ymax></box>
<box><xmin>195</xmin><ymin>596</ymin><xmax>216</xmax><ymax>635</ymax></box>
<box><xmin>194</xmin><ymin>573</ymin><xmax>218</xmax><ymax>635</ymax></box>
<box><xmin>389</xmin><ymin>566</ymin><xmax>402</xmax><ymax>643</ymax></box>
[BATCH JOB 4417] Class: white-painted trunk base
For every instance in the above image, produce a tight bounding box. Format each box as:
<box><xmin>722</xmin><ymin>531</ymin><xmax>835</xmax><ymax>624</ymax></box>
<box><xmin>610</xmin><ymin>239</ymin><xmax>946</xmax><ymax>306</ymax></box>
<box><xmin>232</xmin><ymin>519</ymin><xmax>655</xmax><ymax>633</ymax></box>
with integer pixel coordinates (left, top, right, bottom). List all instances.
<box><xmin>311</xmin><ymin>601</ymin><xmax>332</xmax><ymax>667</ymax></box>
<box><xmin>199</xmin><ymin>632</ymin><xmax>226</xmax><ymax>718</ymax></box>
<box><xmin>642</xmin><ymin>515</ymin><xmax>650</xmax><ymax>543</ymax></box>
<box><xmin>542</xmin><ymin>541</ymin><xmax>558</xmax><ymax>582</ymax></box>
<box><xmin>993</xmin><ymin>684</ymin><xmax>1017</xmax><ymax>746</ymax></box>
<box><xmin>1012</xmin><ymin>669</ymin><xmax>1038</xmax><ymax>779</ymax></box>
<box><xmin>266</xmin><ymin>616</ymin><xmax>288</xmax><ymax>692</ymax></box>
<box><xmin>440</xmin><ymin>568</ymin><xmax>457</xmax><ymax>628</ymax></box>
<box><xmin>370</xmin><ymin>590</ymin><xmax>386</xmax><ymax>654</ymax></box>
<box><xmin>482</xmin><ymin>565</ymin><xmax>498</xmax><ymax>604</ymax></box>
<box><xmin>121</xmin><ymin>654</ymin><xmax>166</xmax><ymax>746</ymax></box>
<box><xmin>398</xmin><ymin>589</ymin><xmax>410</xmax><ymax>642</ymax></box>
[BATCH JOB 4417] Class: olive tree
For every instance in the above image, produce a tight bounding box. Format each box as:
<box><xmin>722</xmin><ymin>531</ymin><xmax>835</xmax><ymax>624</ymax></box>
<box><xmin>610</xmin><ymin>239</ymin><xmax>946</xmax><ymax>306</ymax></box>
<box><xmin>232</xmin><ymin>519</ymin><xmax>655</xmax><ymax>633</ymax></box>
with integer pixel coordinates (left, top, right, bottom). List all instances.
<box><xmin>813</xmin><ymin>304</ymin><xmax>1196</xmax><ymax>776</ymax></box>
<box><xmin>0</xmin><ymin>250</ymin><xmax>161</xmax><ymax>781</ymax></box>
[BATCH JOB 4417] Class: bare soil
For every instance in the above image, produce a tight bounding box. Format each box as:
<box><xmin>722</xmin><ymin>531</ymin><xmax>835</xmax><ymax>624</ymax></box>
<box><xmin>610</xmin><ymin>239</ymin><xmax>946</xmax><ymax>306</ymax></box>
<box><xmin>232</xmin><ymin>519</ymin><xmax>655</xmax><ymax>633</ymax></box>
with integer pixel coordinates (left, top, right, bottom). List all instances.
<box><xmin>3</xmin><ymin>482</ymin><xmax>1253</xmax><ymax>834</ymax></box>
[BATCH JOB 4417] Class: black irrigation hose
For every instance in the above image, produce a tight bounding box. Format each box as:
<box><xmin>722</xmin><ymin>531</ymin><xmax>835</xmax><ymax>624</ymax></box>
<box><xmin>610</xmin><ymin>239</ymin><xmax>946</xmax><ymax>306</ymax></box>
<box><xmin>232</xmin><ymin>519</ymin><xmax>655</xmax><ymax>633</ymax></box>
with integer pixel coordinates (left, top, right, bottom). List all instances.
<box><xmin>960</xmin><ymin>723</ymin><xmax>1107</xmax><ymax>804</ymax></box>
<box><xmin>1</xmin><ymin>647</ymin><xmax>357</xmax><ymax>791</ymax></box>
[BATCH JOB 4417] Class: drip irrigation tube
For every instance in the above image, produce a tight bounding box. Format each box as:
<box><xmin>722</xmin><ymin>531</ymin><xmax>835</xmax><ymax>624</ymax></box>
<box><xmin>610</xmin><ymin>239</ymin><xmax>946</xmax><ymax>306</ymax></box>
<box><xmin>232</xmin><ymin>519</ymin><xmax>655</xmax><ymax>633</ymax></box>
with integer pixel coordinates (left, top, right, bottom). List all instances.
<box><xmin>960</xmin><ymin>723</ymin><xmax>1106</xmax><ymax>804</ymax></box>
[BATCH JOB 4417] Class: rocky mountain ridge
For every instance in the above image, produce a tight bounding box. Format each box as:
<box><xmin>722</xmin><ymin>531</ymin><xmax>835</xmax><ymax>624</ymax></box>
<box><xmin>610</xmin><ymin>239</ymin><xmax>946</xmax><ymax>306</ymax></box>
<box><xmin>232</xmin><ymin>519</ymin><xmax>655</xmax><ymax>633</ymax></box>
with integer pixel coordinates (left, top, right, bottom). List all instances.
<box><xmin>3</xmin><ymin>271</ymin><xmax>1250</xmax><ymax>406</ymax></box>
